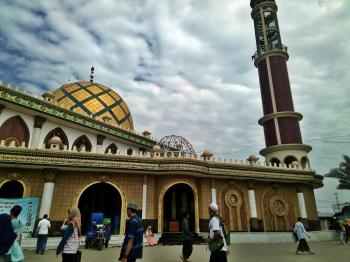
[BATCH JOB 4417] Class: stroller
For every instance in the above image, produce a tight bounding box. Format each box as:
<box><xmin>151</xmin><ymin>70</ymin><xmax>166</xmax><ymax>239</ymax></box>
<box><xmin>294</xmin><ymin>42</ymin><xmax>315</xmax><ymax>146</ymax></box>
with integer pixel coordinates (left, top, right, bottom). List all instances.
<box><xmin>85</xmin><ymin>222</ymin><xmax>105</xmax><ymax>251</ymax></box>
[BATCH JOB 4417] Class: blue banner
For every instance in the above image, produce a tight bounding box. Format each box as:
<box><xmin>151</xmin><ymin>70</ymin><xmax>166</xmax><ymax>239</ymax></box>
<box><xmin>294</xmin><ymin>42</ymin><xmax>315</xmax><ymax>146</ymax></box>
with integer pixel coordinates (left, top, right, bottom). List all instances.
<box><xmin>0</xmin><ymin>197</ymin><xmax>39</xmax><ymax>233</ymax></box>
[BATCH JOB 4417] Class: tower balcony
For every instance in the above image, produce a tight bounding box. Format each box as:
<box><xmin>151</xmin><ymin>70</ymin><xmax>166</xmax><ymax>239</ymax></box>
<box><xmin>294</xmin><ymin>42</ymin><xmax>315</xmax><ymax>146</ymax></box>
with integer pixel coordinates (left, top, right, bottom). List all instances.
<box><xmin>253</xmin><ymin>44</ymin><xmax>288</xmax><ymax>66</ymax></box>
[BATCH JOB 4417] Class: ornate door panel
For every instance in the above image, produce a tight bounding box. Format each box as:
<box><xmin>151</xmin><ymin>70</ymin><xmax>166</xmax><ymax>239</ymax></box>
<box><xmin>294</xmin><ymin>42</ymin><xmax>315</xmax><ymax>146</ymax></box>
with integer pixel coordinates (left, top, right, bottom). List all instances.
<box><xmin>220</xmin><ymin>185</ymin><xmax>249</xmax><ymax>232</ymax></box>
<box><xmin>261</xmin><ymin>187</ymin><xmax>297</xmax><ymax>231</ymax></box>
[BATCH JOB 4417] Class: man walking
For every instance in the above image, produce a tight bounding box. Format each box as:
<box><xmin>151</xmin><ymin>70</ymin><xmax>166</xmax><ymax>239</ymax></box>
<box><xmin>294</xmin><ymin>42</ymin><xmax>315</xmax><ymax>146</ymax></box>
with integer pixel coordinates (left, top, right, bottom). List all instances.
<box><xmin>35</xmin><ymin>214</ymin><xmax>51</xmax><ymax>255</ymax></box>
<box><xmin>207</xmin><ymin>203</ymin><xmax>228</xmax><ymax>262</ymax></box>
<box><xmin>294</xmin><ymin>217</ymin><xmax>314</xmax><ymax>255</ymax></box>
<box><xmin>181</xmin><ymin>211</ymin><xmax>193</xmax><ymax>262</ymax></box>
<box><xmin>119</xmin><ymin>203</ymin><xmax>143</xmax><ymax>262</ymax></box>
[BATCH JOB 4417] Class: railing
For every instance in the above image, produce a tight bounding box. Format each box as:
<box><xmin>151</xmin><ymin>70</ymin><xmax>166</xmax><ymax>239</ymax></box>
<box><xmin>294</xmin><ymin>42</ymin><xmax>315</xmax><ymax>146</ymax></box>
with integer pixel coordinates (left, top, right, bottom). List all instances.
<box><xmin>253</xmin><ymin>44</ymin><xmax>288</xmax><ymax>63</ymax></box>
<box><xmin>0</xmin><ymin>140</ymin><xmax>312</xmax><ymax>171</ymax></box>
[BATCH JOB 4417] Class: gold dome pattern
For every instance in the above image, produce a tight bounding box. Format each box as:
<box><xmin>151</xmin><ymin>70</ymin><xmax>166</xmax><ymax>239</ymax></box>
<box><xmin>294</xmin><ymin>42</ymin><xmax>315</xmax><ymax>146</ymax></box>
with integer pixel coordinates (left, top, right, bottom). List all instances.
<box><xmin>52</xmin><ymin>82</ymin><xmax>134</xmax><ymax>130</ymax></box>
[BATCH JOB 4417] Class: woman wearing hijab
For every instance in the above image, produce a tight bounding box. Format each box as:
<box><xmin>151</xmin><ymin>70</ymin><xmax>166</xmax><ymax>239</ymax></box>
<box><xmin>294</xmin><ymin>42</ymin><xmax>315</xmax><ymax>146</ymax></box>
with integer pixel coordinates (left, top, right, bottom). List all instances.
<box><xmin>7</xmin><ymin>205</ymin><xmax>24</xmax><ymax>262</ymax></box>
<box><xmin>145</xmin><ymin>225</ymin><xmax>157</xmax><ymax>246</ymax></box>
<box><xmin>0</xmin><ymin>211</ymin><xmax>17</xmax><ymax>262</ymax></box>
<box><xmin>56</xmin><ymin>208</ymin><xmax>81</xmax><ymax>262</ymax></box>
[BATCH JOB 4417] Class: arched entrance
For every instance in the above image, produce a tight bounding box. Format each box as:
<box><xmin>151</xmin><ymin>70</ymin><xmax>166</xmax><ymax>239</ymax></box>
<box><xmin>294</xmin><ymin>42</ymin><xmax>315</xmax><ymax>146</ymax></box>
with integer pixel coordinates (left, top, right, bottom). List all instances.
<box><xmin>78</xmin><ymin>183</ymin><xmax>122</xmax><ymax>234</ymax></box>
<box><xmin>0</xmin><ymin>180</ymin><xmax>24</xmax><ymax>198</ymax></box>
<box><xmin>161</xmin><ymin>183</ymin><xmax>197</xmax><ymax>233</ymax></box>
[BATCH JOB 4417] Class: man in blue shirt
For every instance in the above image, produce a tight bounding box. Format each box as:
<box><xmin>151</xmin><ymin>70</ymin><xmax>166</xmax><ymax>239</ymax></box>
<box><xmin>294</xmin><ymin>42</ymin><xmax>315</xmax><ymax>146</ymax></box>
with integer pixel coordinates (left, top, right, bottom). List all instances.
<box><xmin>119</xmin><ymin>203</ymin><xmax>143</xmax><ymax>262</ymax></box>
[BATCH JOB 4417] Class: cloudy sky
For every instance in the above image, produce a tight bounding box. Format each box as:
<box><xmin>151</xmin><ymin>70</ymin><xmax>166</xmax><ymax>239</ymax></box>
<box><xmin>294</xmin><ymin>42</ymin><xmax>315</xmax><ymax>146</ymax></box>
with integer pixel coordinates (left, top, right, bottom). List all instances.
<box><xmin>0</xmin><ymin>0</ymin><xmax>349</xmax><ymax>212</ymax></box>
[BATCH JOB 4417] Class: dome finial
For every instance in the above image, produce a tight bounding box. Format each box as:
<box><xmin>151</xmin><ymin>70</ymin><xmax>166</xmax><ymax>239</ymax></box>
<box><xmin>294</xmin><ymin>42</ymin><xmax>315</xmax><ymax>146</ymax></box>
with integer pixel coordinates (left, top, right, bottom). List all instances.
<box><xmin>90</xmin><ymin>66</ymin><xmax>95</xmax><ymax>83</ymax></box>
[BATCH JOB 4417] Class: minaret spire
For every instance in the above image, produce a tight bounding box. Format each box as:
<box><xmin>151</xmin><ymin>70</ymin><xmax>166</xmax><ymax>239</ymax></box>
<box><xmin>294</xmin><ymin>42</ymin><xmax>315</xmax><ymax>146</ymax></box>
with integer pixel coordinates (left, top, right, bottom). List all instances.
<box><xmin>90</xmin><ymin>66</ymin><xmax>95</xmax><ymax>83</ymax></box>
<box><xmin>250</xmin><ymin>0</ymin><xmax>311</xmax><ymax>169</ymax></box>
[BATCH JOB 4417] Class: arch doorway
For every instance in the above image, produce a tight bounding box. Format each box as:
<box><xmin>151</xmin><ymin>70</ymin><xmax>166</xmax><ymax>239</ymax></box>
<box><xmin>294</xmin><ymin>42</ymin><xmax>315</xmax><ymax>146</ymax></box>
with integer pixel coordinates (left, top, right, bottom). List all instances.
<box><xmin>78</xmin><ymin>183</ymin><xmax>122</xmax><ymax>235</ymax></box>
<box><xmin>162</xmin><ymin>183</ymin><xmax>195</xmax><ymax>232</ymax></box>
<box><xmin>0</xmin><ymin>180</ymin><xmax>24</xmax><ymax>198</ymax></box>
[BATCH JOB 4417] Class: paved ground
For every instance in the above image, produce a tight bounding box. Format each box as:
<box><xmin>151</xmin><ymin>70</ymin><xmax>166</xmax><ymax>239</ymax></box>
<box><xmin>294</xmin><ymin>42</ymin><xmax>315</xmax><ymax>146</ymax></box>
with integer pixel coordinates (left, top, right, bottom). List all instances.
<box><xmin>24</xmin><ymin>241</ymin><xmax>350</xmax><ymax>262</ymax></box>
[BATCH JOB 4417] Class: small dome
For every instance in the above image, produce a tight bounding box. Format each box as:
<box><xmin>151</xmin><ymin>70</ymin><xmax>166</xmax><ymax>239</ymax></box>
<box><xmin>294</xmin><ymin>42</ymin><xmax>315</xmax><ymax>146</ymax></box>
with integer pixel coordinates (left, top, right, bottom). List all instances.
<box><xmin>142</xmin><ymin>130</ymin><xmax>151</xmax><ymax>137</ymax></box>
<box><xmin>201</xmin><ymin>149</ymin><xmax>213</xmax><ymax>157</ymax></box>
<box><xmin>247</xmin><ymin>155</ymin><xmax>259</xmax><ymax>164</ymax></box>
<box><xmin>49</xmin><ymin>136</ymin><xmax>63</xmax><ymax>145</ymax></box>
<box><xmin>51</xmin><ymin>81</ymin><xmax>134</xmax><ymax>130</ymax></box>
<box><xmin>42</xmin><ymin>91</ymin><xmax>55</xmax><ymax>98</ymax></box>
<box><xmin>152</xmin><ymin>145</ymin><xmax>161</xmax><ymax>153</ymax></box>
<box><xmin>292</xmin><ymin>161</ymin><xmax>299</xmax><ymax>167</ymax></box>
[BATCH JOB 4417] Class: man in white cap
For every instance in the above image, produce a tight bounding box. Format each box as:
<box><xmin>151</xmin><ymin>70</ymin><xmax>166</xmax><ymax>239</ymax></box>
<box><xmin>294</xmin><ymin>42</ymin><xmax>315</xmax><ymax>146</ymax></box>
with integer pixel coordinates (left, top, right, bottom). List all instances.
<box><xmin>207</xmin><ymin>203</ymin><xmax>228</xmax><ymax>262</ymax></box>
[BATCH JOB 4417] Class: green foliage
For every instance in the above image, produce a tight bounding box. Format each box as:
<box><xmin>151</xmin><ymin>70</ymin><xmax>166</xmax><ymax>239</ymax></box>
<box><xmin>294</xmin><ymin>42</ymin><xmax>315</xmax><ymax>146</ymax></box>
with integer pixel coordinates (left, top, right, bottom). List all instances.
<box><xmin>325</xmin><ymin>155</ymin><xmax>350</xmax><ymax>190</ymax></box>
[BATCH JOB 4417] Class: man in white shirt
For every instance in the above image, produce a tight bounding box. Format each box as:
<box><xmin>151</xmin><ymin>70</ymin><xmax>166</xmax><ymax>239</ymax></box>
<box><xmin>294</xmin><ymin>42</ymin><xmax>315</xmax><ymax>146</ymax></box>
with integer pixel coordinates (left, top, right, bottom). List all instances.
<box><xmin>36</xmin><ymin>214</ymin><xmax>51</xmax><ymax>255</ymax></box>
<box><xmin>293</xmin><ymin>217</ymin><xmax>313</xmax><ymax>255</ymax></box>
<box><xmin>207</xmin><ymin>203</ymin><xmax>228</xmax><ymax>262</ymax></box>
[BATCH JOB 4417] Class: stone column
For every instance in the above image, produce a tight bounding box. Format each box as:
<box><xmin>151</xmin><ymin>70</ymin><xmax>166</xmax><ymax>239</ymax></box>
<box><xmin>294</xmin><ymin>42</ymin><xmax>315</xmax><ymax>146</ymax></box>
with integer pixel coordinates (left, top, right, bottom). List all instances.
<box><xmin>297</xmin><ymin>188</ymin><xmax>307</xmax><ymax>219</ymax></box>
<box><xmin>248</xmin><ymin>183</ymin><xmax>259</xmax><ymax>231</ymax></box>
<box><xmin>248</xmin><ymin>187</ymin><xmax>257</xmax><ymax>218</ymax></box>
<box><xmin>211</xmin><ymin>188</ymin><xmax>217</xmax><ymax>203</ymax></box>
<box><xmin>141</xmin><ymin>175</ymin><xmax>147</xmax><ymax>219</ymax></box>
<box><xmin>210</xmin><ymin>178</ymin><xmax>217</xmax><ymax>203</ymax></box>
<box><xmin>96</xmin><ymin>135</ymin><xmax>105</xmax><ymax>154</ymax></box>
<box><xmin>39</xmin><ymin>170</ymin><xmax>57</xmax><ymax>218</ymax></box>
<box><xmin>30</xmin><ymin>116</ymin><xmax>46</xmax><ymax>149</ymax></box>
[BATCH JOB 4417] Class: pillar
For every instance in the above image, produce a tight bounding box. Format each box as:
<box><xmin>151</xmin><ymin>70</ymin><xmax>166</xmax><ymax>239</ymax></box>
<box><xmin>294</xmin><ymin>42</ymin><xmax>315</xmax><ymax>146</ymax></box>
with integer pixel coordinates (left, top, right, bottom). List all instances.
<box><xmin>248</xmin><ymin>188</ymin><xmax>257</xmax><ymax>218</ymax></box>
<box><xmin>211</xmin><ymin>188</ymin><xmax>217</xmax><ymax>204</ymax></box>
<box><xmin>30</xmin><ymin>116</ymin><xmax>46</xmax><ymax>149</ymax></box>
<box><xmin>141</xmin><ymin>175</ymin><xmax>147</xmax><ymax>219</ymax></box>
<box><xmin>96</xmin><ymin>135</ymin><xmax>105</xmax><ymax>154</ymax></box>
<box><xmin>248</xmin><ymin>183</ymin><xmax>260</xmax><ymax>231</ymax></box>
<box><xmin>39</xmin><ymin>170</ymin><xmax>57</xmax><ymax>218</ymax></box>
<box><xmin>297</xmin><ymin>189</ymin><xmax>307</xmax><ymax>219</ymax></box>
<box><xmin>210</xmin><ymin>178</ymin><xmax>217</xmax><ymax>203</ymax></box>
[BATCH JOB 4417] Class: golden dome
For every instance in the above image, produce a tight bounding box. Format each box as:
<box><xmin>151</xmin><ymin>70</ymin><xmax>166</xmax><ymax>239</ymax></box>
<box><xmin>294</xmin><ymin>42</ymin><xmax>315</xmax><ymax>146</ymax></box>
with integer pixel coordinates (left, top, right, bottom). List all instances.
<box><xmin>51</xmin><ymin>81</ymin><xmax>134</xmax><ymax>130</ymax></box>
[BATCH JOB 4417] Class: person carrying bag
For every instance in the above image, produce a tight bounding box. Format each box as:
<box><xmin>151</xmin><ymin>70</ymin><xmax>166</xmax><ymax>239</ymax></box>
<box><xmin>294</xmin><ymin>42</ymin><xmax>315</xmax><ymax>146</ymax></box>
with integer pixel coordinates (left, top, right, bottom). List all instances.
<box><xmin>207</xmin><ymin>203</ymin><xmax>228</xmax><ymax>262</ymax></box>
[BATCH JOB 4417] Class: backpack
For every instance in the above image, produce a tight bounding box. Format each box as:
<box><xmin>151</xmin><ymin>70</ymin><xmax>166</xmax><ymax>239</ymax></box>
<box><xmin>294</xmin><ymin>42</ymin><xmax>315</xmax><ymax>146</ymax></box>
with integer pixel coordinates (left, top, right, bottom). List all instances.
<box><xmin>215</xmin><ymin>215</ymin><xmax>230</xmax><ymax>245</ymax></box>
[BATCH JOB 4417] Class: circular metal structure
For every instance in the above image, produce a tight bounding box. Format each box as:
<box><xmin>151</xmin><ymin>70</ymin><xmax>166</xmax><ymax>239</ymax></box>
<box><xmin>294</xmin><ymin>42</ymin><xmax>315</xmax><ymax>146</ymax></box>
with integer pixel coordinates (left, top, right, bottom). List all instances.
<box><xmin>159</xmin><ymin>135</ymin><xmax>196</xmax><ymax>157</ymax></box>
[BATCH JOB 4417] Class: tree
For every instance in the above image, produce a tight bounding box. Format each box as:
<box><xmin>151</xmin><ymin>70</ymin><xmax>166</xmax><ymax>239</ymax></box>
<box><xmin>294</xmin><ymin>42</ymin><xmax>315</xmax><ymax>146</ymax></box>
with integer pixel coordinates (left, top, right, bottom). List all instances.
<box><xmin>325</xmin><ymin>155</ymin><xmax>350</xmax><ymax>190</ymax></box>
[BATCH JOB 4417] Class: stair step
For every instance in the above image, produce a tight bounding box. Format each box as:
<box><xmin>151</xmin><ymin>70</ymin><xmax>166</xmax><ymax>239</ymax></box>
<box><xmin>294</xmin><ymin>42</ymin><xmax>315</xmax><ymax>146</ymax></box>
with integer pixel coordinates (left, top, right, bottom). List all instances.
<box><xmin>158</xmin><ymin>233</ymin><xmax>206</xmax><ymax>245</ymax></box>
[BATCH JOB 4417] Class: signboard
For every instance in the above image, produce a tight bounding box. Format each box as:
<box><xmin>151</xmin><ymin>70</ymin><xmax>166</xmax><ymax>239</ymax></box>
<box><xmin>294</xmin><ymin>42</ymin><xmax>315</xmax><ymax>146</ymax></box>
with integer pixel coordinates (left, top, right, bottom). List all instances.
<box><xmin>0</xmin><ymin>197</ymin><xmax>39</xmax><ymax>234</ymax></box>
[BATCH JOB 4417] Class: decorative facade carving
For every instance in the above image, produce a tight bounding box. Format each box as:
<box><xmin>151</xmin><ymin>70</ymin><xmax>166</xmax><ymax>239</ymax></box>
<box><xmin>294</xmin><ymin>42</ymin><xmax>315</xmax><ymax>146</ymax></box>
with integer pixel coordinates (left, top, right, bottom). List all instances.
<box><xmin>220</xmin><ymin>185</ymin><xmax>248</xmax><ymax>231</ymax></box>
<box><xmin>7</xmin><ymin>172</ymin><xmax>21</xmax><ymax>180</ymax></box>
<box><xmin>98</xmin><ymin>175</ymin><xmax>109</xmax><ymax>182</ymax></box>
<box><xmin>33</xmin><ymin>116</ymin><xmax>46</xmax><ymax>129</ymax></box>
<box><xmin>269</xmin><ymin>197</ymin><xmax>287</xmax><ymax>217</ymax></box>
<box><xmin>44</xmin><ymin>169</ymin><xmax>59</xmax><ymax>182</ymax></box>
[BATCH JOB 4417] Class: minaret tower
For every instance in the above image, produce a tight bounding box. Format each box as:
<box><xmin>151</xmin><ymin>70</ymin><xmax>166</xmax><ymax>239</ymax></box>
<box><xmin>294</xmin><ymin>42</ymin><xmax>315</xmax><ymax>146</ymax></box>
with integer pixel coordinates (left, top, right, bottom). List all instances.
<box><xmin>250</xmin><ymin>0</ymin><xmax>311</xmax><ymax>168</ymax></box>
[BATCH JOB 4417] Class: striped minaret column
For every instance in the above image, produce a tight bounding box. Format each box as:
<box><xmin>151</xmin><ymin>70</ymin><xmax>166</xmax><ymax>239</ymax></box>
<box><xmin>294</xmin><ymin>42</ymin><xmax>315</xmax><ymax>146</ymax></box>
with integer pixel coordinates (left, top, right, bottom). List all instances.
<box><xmin>250</xmin><ymin>0</ymin><xmax>311</xmax><ymax>168</ymax></box>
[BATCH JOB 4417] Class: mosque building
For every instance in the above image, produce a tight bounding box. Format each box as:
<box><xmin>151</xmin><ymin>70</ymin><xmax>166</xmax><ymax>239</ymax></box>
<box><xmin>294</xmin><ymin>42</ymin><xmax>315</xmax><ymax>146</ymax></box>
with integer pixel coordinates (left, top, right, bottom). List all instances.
<box><xmin>0</xmin><ymin>0</ymin><xmax>323</xmax><ymax>239</ymax></box>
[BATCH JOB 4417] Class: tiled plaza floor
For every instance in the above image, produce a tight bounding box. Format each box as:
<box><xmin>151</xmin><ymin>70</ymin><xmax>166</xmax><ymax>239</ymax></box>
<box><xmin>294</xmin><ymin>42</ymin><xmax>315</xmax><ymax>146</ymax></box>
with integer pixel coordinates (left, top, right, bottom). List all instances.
<box><xmin>24</xmin><ymin>241</ymin><xmax>350</xmax><ymax>262</ymax></box>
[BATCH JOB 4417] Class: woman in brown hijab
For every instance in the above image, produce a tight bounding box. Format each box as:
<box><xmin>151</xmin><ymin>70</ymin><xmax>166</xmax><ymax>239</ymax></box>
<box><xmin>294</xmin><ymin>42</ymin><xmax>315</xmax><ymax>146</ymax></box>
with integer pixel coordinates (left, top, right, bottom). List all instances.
<box><xmin>56</xmin><ymin>208</ymin><xmax>82</xmax><ymax>262</ymax></box>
